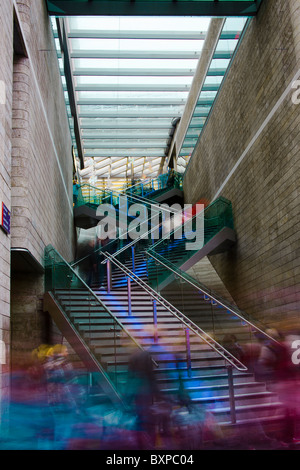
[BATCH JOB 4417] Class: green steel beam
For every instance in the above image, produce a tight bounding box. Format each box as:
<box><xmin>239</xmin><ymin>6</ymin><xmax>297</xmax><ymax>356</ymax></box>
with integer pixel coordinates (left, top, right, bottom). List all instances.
<box><xmin>80</xmin><ymin>123</ymin><xmax>176</xmax><ymax>129</ymax></box>
<box><xmin>54</xmin><ymin>30</ymin><xmax>244</xmax><ymax>40</ymax></box>
<box><xmin>63</xmin><ymin>67</ymin><xmax>227</xmax><ymax>77</ymax></box>
<box><xmin>67</xmin><ymin>83</ymin><xmax>220</xmax><ymax>92</ymax></box>
<box><xmin>84</xmin><ymin>142</ymin><xmax>167</xmax><ymax>148</ymax></box>
<box><xmin>46</xmin><ymin>1</ymin><xmax>263</xmax><ymax>17</ymax></box>
<box><xmin>76</xmin><ymin>98</ymin><xmax>214</xmax><ymax>106</ymax></box>
<box><xmin>82</xmin><ymin>134</ymin><xmax>171</xmax><ymax>139</ymax></box>
<box><xmin>77</xmin><ymin>110</ymin><xmax>209</xmax><ymax>118</ymax></box>
<box><xmin>84</xmin><ymin>151</ymin><xmax>167</xmax><ymax>157</ymax></box>
<box><xmin>66</xmin><ymin>50</ymin><xmax>233</xmax><ymax>60</ymax></box>
<box><xmin>56</xmin><ymin>18</ymin><xmax>85</xmax><ymax>169</ymax></box>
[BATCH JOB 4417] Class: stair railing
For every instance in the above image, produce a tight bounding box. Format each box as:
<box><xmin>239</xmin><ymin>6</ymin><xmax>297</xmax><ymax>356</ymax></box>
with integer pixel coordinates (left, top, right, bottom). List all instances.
<box><xmin>146</xmin><ymin>250</ymin><xmax>280</xmax><ymax>346</ymax></box>
<box><xmin>71</xmin><ymin>191</ymin><xmax>182</xmax><ymax>271</ymax></box>
<box><xmin>101</xmin><ymin>251</ymin><xmax>250</xmax><ymax>424</ymax></box>
<box><xmin>123</xmin><ymin>170</ymin><xmax>183</xmax><ymax>198</ymax></box>
<box><xmin>45</xmin><ymin>245</ymin><xmax>158</xmax><ymax>373</ymax></box>
<box><xmin>101</xmin><ymin>251</ymin><xmax>248</xmax><ymax>372</ymax></box>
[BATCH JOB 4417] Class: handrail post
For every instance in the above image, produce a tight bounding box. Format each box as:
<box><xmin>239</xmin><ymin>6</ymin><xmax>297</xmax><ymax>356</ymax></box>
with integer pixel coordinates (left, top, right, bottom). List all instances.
<box><xmin>152</xmin><ymin>299</ymin><xmax>158</xmax><ymax>343</ymax></box>
<box><xmin>127</xmin><ymin>277</ymin><xmax>132</xmax><ymax>316</ymax></box>
<box><xmin>107</xmin><ymin>259</ymin><xmax>112</xmax><ymax>293</ymax></box>
<box><xmin>185</xmin><ymin>328</ymin><xmax>192</xmax><ymax>377</ymax></box>
<box><xmin>227</xmin><ymin>366</ymin><xmax>236</xmax><ymax>424</ymax></box>
<box><xmin>131</xmin><ymin>246</ymin><xmax>135</xmax><ymax>272</ymax></box>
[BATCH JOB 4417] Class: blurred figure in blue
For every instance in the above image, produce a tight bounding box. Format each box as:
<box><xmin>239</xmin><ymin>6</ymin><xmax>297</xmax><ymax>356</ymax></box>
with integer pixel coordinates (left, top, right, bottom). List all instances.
<box><xmin>0</xmin><ymin>346</ymin><xmax>54</xmax><ymax>449</ymax></box>
<box><xmin>126</xmin><ymin>347</ymin><xmax>158</xmax><ymax>449</ymax></box>
<box><xmin>43</xmin><ymin>344</ymin><xmax>86</xmax><ymax>449</ymax></box>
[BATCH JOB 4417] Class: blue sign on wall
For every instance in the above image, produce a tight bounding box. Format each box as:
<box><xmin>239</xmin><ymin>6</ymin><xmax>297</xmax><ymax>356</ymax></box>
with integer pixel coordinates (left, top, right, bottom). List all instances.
<box><xmin>1</xmin><ymin>202</ymin><xmax>10</xmax><ymax>235</ymax></box>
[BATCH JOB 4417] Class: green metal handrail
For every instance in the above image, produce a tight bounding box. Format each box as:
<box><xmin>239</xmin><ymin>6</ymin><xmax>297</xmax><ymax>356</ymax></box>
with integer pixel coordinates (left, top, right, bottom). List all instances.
<box><xmin>44</xmin><ymin>244</ymin><xmax>158</xmax><ymax>393</ymax></box>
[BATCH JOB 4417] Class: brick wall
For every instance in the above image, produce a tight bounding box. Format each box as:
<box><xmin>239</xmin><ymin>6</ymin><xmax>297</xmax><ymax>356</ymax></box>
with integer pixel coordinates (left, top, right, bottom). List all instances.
<box><xmin>0</xmin><ymin>0</ymin><xmax>14</xmax><ymax>392</ymax></box>
<box><xmin>11</xmin><ymin>0</ymin><xmax>74</xmax><ymax>263</ymax></box>
<box><xmin>7</xmin><ymin>0</ymin><xmax>75</xmax><ymax>364</ymax></box>
<box><xmin>0</xmin><ymin>0</ymin><xmax>13</xmax><ymax>426</ymax></box>
<box><xmin>183</xmin><ymin>0</ymin><xmax>300</xmax><ymax>331</ymax></box>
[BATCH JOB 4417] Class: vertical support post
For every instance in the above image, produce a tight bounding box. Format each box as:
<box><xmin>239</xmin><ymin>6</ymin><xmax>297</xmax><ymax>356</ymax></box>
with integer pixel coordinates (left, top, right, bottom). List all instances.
<box><xmin>127</xmin><ymin>277</ymin><xmax>132</xmax><ymax>316</ymax></box>
<box><xmin>88</xmin><ymin>372</ymin><xmax>93</xmax><ymax>395</ymax></box>
<box><xmin>106</xmin><ymin>259</ymin><xmax>111</xmax><ymax>293</ymax></box>
<box><xmin>131</xmin><ymin>246</ymin><xmax>135</xmax><ymax>272</ymax></box>
<box><xmin>185</xmin><ymin>328</ymin><xmax>192</xmax><ymax>376</ymax></box>
<box><xmin>152</xmin><ymin>299</ymin><xmax>158</xmax><ymax>343</ymax></box>
<box><xmin>113</xmin><ymin>321</ymin><xmax>117</xmax><ymax>386</ymax></box>
<box><xmin>227</xmin><ymin>366</ymin><xmax>236</xmax><ymax>425</ymax></box>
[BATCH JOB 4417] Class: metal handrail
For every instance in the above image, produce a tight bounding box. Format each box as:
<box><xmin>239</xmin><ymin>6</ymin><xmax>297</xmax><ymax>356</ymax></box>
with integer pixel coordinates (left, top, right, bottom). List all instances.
<box><xmin>102</xmin><ymin>251</ymin><xmax>248</xmax><ymax>372</ymax></box>
<box><xmin>123</xmin><ymin>170</ymin><xmax>181</xmax><ymax>195</ymax></box>
<box><xmin>146</xmin><ymin>250</ymin><xmax>281</xmax><ymax>346</ymax></box>
<box><xmin>45</xmin><ymin>245</ymin><xmax>157</xmax><ymax>364</ymax></box>
<box><xmin>123</xmin><ymin>177</ymin><xmax>153</xmax><ymax>192</ymax></box>
<box><xmin>71</xmin><ymin>189</ymin><xmax>182</xmax><ymax>268</ymax></box>
<box><xmin>100</xmin><ymin>190</ymin><xmax>197</xmax><ymax>262</ymax></box>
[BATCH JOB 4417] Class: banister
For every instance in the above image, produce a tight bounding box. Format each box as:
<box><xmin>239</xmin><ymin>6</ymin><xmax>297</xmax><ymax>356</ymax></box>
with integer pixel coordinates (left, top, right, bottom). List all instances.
<box><xmin>146</xmin><ymin>250</ymin><xmax>280</xmax><ymax>346</ymax></box>
<box><xmin>45</xmin><ymin>245</ymin><xmax>158</xmax><ymax>366</ymax></box>
<box><xmin>102</xmin><ymin>251</ymin><xmax>248</xmax><ymax>372</ymax></box>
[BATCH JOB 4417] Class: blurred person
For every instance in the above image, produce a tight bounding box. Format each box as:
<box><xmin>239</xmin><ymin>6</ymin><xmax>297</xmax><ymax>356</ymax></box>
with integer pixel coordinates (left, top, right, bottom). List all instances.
<box><xmin>255</xmin><ymin>329</ymin><xmax>299</xmax><ymax>446</ymax></box>
<box><xmin>167</xmin><ymin>168</ymin><xmax>175</xmax><ymax>188</ymax></box>
<box><xmin>126</xmin><ymin>347</ymin><xmax>158</xmax><ymax>449</ymax></box>
<box><xmin>43</xmin><ymin>344</ymin><xmax>86</xmax><ymax>449</ymax></box>
<box><xmin>222</xmin><ymin>334</ymin><xmax>244</xmax><ymax>362</ymax></box>
<box><xmin>255</xmin><ymin>329</ymin><xmax>290</xmax><ymax>385</ymax></box>
<box><xmin>73</xmin><ymin>180</ymin><xmax>80</xmax><ymax>206</ymax></box>
<box><xmin>87</xmin><ymin>238</ymin><xmax>98</xmax><ymax>286</ymax></box>
<box><xmin>1</xmin><ymin>348</ymin><xmax>54</xmax><ymax>449</ymax></box>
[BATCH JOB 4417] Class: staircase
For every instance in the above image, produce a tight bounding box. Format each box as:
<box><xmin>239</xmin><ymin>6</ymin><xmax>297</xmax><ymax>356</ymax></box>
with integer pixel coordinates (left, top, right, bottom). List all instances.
<box><xmin>91</xmin><ymin>251</ymin><xmax>284</xmax><ymax>428</ymax></box>
<box><xmin>42</xmin><ymin>174</ymin><xmax>287</xmax><ymax>444</ymax></box>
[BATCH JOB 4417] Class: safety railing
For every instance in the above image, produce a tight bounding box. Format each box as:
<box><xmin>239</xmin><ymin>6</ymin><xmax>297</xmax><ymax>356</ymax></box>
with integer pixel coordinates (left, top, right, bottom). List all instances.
<box><xmin>44</xmin><ymin>245</ymin><xmax>157</xmax><ymax>397</ymax></box>
<box><xmin>123</xmin><ymin>170</ymin><xmax>183</xmax><ymax>199</ymax></box>
<box><xmin>73</xmin><ymin>183</ymin><xmax>119</xmax><ymax>209</ymax></box>
<box><xmin>102</xmin><ymin>250</ymin><xmax>250</xmax><ymax>424</ymax></box>
<box><xmin>146</xmin><ymin>197</ymin><xmax>235</xmax><ymax>285</ymax></box>
<box><xmin>74</xmin><ymin>170</ymin><xmax>183</xmax><ymax>210</ymax></box>
<box><xmin>72</xmin><ymin>194</ymin><xmax>235</xmax><ymax>299</ymax></box>
<box><xmin>145</xmin><ymin>250</ymin><xmax>280</xmax><ymax>352</ymax></box>
<box><xmin>102</xmin><ymin>252</ymin><xmax>248</xmax><ymax>368</ymax></box>
<box><xmin>71</xmin><ymin>190</ymin><xmax>182</xmax><ymax>280</ymax></box>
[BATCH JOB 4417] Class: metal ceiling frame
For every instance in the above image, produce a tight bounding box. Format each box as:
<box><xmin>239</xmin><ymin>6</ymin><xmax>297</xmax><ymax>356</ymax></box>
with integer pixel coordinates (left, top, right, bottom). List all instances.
<box><xmin>56</xmin><ymin>17</ymin><xmax>85</xmax><ymax>169</ymax></box>
<box><xmin>46</xmin><ymin>1</ymin><xmax>263</xmax><ymax>17</ymax></box>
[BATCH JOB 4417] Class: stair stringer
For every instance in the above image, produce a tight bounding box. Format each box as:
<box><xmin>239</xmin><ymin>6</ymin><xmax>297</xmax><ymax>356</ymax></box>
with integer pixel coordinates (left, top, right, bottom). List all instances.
<box><xmin>43</xmin><ymin>291</ymin><xmax>123</xmax><ymax>405</ymax></box>
<box><xmin>150</xmin><ymin>226</ymin><xmax>236</xmax><ymax>291</ymax></box>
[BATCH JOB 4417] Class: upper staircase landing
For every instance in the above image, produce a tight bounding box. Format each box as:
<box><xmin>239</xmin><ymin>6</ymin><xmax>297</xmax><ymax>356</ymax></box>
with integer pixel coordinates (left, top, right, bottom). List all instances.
<box><xmin>73</xmin><ymin>171</ymin><xmax>184</xmax><ymax>229</ymax></box>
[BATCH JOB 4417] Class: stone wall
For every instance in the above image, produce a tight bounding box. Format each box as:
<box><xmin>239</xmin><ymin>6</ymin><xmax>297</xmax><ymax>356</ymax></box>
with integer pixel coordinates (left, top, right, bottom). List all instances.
<box><xmin>0</xmin><ymin>0</ymin><xmax>14</xmax><ymax>413</ymax></box>
<box><xmin>1</xmin><ymin>0</ymin><xmax>76</xmax><ymax>366</ymax></box>
<box><xmin>11</xmin><ymin>0</ymin><xmax>74</xmax><ymax>263</ymax></box>
<box><xmin>183</xmin><ymin>0</ymin><xmax>300</xmax><ymax>331</ymax></box>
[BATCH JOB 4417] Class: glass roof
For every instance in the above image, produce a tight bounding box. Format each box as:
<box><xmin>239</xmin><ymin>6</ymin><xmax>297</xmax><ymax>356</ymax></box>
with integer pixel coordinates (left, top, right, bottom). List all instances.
<box><xmin>51</xmin><ymin>15</ymin><xmax>248</xmax><ymax>189</ymax></box>
<box><xmin>177</xmin><ymin>16</ymin><xmax>248</xmax><ymax>173</ymax></box>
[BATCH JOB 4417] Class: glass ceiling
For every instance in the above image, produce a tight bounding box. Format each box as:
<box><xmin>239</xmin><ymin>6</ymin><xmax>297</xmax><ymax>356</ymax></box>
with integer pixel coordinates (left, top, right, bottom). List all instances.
<box><xmin>51</xmin><ymin>15</ymin><xmax>248</xmax><ymax>189</ymax></box>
